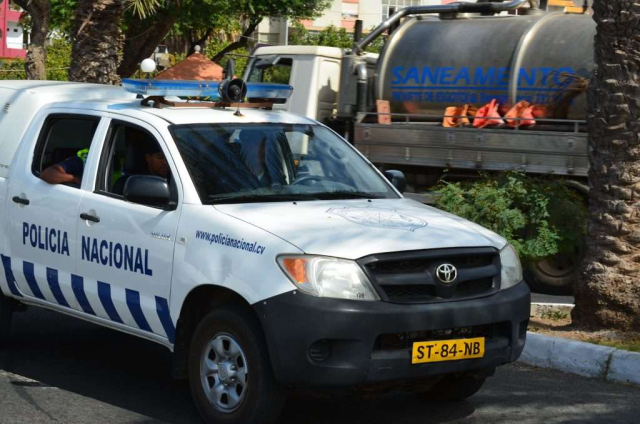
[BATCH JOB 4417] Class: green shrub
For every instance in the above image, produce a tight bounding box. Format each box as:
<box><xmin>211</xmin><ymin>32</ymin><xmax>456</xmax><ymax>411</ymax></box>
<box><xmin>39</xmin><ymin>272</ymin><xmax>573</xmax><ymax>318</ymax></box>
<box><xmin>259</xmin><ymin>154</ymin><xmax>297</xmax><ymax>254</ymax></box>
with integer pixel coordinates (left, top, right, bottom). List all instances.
<box><xmin>435</xmin><ymin>173</ymin><xmax>587</xmax><ymax>261</ymax></box>
<box><xmin>0</xmin><ymin>39</ymin><xmax>71</xmax><ymax>81</ymax></box>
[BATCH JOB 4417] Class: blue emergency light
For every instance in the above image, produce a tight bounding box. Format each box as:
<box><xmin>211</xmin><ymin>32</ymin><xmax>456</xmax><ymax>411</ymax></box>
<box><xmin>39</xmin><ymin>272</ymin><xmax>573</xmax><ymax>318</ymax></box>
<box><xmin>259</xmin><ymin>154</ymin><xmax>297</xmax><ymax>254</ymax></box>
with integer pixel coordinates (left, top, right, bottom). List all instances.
<box><xmin>122</xmin><ymin>79</ymin><xmax>293</xmax><ymax>104</ymax></box>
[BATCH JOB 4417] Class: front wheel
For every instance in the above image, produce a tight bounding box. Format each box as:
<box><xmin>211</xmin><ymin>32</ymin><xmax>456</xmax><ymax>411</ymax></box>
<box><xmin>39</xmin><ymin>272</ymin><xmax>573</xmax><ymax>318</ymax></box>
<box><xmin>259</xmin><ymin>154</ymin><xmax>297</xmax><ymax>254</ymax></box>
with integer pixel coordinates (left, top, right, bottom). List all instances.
<box><xmin>188</xmin><ymin>306</ymin><xmax>285</xmax><ymax>424</ymax></box>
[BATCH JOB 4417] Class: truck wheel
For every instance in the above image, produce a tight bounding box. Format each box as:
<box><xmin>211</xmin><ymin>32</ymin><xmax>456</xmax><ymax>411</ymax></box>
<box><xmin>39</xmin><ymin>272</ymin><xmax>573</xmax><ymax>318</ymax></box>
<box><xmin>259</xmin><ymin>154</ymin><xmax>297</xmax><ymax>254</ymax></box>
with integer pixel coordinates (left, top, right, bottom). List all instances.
<box><xmin>0</xmin><ymin>292</ymin><xmax>12</xmax><ymax>341</ymax></box>
<box><xmin>188</xmin><ymin>306</ymin><xmax>285</xmax><ymax>424</ymax></box>
<box><xmin>524</xmin><ymin>256</ymin><xmax>575</xmax><ymax>296</ymax></box>
<box><xmin>524</xmin><ymin>237</ymin><xmax>584</xmax><ymax>296</ymax></box>
<box><xmin>421</xmin><ymin>374</ymin><xmax>487</xmax><ymax>401</ymax></box>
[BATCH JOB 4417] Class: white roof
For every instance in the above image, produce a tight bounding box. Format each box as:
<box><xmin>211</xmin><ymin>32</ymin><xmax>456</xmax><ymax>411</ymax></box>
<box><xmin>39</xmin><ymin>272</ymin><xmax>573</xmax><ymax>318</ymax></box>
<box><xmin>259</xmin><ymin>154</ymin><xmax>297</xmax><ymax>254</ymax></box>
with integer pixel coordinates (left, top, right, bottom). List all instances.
<box><xmin>51</xmin><ymin>98</ymin><xmax>318</xmax><ymax>126</ymax></box>
<box><xmin>0</xmin><ymin>80</ymin><xmax>132</xmax><ymax>101</ymax></box>
<box><xmin>253</xmin><ymin>45</ymin><xmax>344</xmax><ymax>59</ymax></box>
<box><xmin>140</xmin><ymin>105</ymin><xmax>317</xmax><ymax>125</ymax></box>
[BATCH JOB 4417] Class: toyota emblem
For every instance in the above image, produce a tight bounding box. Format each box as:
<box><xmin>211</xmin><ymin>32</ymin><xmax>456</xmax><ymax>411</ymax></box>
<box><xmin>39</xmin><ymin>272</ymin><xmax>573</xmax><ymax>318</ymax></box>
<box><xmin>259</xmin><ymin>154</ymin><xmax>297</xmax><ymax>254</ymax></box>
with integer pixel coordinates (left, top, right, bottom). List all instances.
<box><xmin>436</xmin><ymin>263</ymin><xmax>457</xmax><ymax>284</ymax></box>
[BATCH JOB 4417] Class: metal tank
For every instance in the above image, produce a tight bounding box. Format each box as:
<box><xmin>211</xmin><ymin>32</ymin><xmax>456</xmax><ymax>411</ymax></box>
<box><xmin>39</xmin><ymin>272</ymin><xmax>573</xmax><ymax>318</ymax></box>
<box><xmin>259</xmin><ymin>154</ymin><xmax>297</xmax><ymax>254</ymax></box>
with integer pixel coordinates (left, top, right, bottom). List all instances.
<box><xmin>376</xmin><ymin>13</ymin><xmax>596</xmax><ymax>120</ymax></box>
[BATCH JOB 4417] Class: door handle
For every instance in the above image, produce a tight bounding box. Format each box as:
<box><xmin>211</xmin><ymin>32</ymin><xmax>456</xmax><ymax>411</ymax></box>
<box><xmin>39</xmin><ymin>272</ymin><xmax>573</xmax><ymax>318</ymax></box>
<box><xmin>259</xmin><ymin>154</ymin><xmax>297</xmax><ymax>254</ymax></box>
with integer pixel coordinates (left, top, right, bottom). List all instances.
<box><xmin>12</xmin><ymin>196</ymin><xmax>30</xmax><ymax>206</ymax></box>
<box><xmin>80</xmin><ymin>213</ymin><xmax>100</xmax><ymax>223</ymax></box>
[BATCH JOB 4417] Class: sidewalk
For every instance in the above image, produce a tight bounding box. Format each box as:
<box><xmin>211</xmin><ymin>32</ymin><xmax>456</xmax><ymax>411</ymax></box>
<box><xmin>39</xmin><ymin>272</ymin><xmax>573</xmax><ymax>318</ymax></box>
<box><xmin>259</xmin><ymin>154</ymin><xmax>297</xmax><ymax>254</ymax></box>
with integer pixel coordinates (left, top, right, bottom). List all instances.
<box><xmin>519</xmin><ymin>302</ymin><xmax>640</xmax><ymax>387</ymax></box>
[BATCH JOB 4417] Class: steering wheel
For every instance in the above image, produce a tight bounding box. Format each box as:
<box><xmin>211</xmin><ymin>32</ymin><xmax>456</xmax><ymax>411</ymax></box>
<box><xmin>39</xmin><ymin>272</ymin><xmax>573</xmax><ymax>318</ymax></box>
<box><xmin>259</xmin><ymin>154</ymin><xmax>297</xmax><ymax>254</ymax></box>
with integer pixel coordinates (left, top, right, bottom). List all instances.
<box><xmin>292</xmin><ymin>175</ymin><xmax>331</xmax><ymax>185</ymax></box>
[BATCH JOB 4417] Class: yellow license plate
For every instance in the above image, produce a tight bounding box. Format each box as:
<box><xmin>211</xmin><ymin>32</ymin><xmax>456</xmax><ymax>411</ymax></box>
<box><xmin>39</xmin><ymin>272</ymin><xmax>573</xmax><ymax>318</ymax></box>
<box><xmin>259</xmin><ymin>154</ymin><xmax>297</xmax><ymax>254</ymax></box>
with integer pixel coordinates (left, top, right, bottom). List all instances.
<box><xmin>411</xmin><ymin>337</ymin><xmax>485</xmax><ymax>364</ymax></box>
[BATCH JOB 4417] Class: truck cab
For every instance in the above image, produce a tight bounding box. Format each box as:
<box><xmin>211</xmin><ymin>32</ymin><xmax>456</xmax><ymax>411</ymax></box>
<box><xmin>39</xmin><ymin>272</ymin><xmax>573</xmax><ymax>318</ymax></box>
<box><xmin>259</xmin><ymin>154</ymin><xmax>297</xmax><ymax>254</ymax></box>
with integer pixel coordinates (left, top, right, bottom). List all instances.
<box><xmin>246</xmin><ymin>46</ymin><xmax>347</xmax><ymax>123</ymax></box>
<box><xmin>0</xmin><ymin>80</ymin><xmax>530</xmax><ymax>424</ymax></box>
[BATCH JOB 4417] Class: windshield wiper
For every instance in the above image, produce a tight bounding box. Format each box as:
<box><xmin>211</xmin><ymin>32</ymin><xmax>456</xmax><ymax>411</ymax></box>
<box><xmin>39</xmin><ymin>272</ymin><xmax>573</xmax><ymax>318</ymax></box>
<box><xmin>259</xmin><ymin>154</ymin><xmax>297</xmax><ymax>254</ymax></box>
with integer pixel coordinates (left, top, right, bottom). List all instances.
<box><xmin>314</xmin><ymin>191</ymin><xmax>386</xmax><ymax>200</ymax></box>
<box><xmin>206</xmin><ymin>193</ymin><xmax>320</xmax><ymax>204</ymax></box>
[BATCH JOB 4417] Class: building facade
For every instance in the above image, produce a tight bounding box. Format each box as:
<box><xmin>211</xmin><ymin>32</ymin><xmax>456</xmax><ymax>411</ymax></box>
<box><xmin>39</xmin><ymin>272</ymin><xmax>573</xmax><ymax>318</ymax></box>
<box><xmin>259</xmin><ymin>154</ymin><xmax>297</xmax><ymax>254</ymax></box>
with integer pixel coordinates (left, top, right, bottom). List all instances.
<box><xmin>0</xmin><ymin>0</ymin><xmax>25</xmax><ymax>59</ymax></box>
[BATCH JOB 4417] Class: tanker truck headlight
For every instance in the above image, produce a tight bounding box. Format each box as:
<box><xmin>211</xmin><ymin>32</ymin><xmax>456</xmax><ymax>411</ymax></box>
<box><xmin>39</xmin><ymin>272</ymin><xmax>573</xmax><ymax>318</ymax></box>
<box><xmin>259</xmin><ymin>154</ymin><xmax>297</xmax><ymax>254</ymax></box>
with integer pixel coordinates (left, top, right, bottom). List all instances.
<box><xmin>500</xmin><ymin>244</ymin><xmax>523</xmax><ymax>290</ymax></box>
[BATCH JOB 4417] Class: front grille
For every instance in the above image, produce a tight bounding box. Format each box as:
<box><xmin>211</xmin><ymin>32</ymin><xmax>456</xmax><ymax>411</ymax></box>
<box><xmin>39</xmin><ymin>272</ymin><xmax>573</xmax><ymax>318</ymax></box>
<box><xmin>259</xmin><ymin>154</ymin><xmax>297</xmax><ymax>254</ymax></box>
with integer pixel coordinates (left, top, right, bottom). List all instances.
<box><xmin>455</xmin><ymin>277</ymin><xmax>494</xmax><ymax>296</ymax></box>
<box><xmin>381</xmin><ymin>284</ymin><xmax>437</xmax><ymax>300</ymax></box>
<box><xmin>358</xmin><ymin>247</ymin><xmax>500</xmax><ymax>304</ymax></box>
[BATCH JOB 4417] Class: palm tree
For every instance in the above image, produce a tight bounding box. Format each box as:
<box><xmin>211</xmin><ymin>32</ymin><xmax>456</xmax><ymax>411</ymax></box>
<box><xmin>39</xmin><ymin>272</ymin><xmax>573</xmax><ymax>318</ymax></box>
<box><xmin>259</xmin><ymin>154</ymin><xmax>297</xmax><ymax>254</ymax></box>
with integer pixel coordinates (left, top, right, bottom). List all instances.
<box><xmin>68</xmin><ymin>0</ymin><xmax>159</xmax><ymax>84</ymax></box>
<box><xmin>572</xmin><ymin>0</ymin><xmax>640</xmax><ymax>330</ymax></box>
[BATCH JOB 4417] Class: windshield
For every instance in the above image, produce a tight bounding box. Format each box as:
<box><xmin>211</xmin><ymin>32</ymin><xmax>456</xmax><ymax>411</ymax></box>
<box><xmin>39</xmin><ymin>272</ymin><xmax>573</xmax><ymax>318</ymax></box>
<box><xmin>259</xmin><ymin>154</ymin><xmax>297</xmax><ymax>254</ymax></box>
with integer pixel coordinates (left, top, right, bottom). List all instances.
<box><xmin>170</xmin><ymin>123</ymin><xmax>398</xmax><ymax>204</ymax></box>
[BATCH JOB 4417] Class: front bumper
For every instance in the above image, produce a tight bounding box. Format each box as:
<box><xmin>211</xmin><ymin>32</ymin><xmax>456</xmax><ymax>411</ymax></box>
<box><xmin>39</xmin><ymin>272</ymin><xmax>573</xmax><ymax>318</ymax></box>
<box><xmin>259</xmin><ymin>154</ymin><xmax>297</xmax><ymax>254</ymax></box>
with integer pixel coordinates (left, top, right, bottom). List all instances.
<box><xmin>254</xmin><ymin>281</ymin><xmax>530</xmax><ymax>387</ymax></box>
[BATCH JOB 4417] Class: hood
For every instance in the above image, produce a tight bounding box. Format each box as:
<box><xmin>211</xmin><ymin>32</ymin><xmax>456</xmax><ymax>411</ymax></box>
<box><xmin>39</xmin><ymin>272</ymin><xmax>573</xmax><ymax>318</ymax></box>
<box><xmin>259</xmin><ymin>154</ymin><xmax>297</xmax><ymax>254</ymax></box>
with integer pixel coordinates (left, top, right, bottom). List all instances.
<box><xmin>214</xmin><ymin>198</ymin><xmax>506</xmax><ymax>260</ymax></box>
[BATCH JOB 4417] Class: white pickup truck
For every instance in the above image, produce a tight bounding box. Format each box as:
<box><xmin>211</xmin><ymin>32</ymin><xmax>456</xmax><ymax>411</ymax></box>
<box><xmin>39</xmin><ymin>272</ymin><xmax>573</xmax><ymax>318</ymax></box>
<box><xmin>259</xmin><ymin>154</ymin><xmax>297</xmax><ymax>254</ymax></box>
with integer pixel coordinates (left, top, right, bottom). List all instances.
<box><xmin>0</xmin><ymin>79</ymin><xmax>530</xmax><ymax>424</ymax></box>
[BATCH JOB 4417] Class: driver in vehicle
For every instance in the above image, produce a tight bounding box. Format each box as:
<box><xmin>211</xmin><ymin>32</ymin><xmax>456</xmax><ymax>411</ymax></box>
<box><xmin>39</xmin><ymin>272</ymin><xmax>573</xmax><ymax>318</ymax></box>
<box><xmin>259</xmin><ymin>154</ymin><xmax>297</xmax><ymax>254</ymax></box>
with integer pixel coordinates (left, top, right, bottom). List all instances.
<box><xmin>239</xmin><ymin>129</ymin><xmax>271</xmax><ymax>187</ymax></box>
<box><xmin>144</xmin><ymin>141</ymin><xmax>170</xmax><ymax>180</ymax></box>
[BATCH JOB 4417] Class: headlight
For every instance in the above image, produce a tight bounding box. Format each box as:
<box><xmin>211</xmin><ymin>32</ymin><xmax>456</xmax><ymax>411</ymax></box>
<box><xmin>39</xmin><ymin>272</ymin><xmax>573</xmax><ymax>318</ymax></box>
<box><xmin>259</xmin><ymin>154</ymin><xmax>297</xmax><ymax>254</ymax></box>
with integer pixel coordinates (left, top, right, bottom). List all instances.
<box><xmin>278</xmin><ymin>255</ymin><xmax>380</xmax><ymax>301</ymax></box>
<box><xmin>500</xmin><ymin>244</ymin><xmax>523</xmax><ymax>290</ymax></box>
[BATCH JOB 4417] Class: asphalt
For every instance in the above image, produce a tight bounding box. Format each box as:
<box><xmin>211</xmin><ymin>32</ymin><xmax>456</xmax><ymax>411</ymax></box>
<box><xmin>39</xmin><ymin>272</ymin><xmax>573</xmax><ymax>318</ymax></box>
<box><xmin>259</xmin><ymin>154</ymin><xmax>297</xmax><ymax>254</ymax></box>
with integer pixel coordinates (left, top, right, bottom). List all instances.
<box><xmin>0</xmin><ymin>307</ymin><xmax>638</xmax><ymax>424</ymax></box>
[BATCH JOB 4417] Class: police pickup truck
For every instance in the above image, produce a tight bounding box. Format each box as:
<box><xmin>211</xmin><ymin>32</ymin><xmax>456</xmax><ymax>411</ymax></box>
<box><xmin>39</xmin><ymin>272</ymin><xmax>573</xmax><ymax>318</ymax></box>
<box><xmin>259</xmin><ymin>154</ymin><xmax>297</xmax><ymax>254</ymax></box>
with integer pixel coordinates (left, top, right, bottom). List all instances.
<box><xmin>0</xmin><ymin>79</ymin><xmax>530</xmax><ymax>424</ymax></box>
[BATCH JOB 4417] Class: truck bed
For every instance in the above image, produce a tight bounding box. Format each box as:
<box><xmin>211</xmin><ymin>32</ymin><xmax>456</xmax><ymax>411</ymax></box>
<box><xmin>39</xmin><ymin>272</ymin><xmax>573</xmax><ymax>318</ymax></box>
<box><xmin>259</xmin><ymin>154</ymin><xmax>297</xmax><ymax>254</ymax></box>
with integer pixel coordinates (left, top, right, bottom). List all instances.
<box><xmin>353</xmin><ymin>114</ymin><xmax>589</xmax><ymax>177</ymax></box>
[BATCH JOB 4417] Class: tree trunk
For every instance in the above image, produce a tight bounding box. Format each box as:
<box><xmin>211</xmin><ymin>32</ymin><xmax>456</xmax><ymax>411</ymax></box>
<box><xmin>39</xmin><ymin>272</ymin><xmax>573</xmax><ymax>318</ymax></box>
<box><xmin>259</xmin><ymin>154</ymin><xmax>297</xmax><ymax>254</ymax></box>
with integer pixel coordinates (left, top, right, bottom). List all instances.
<box><xmin>572</xmin><ymin>0</ymin><xmax>640</xmax><ymax>330</ymax></box>
<box><xmin>68</xmin><ymin>0</ymin><xmax>125</xmax><ymax>84</ymax></box>
<box><xmin>117</xmin><ymin>5</ymin><xmax>179</xmax><ymax>78</ymax></box>
<box><xmin>210</xmin><ymin>19</ymin><xmax>261</xmax><ymax>63</ymax></box>
<box><xmin>15</xmin><ymin>0</ymin><xmax>49</xmax><ymax>80</ymax></box>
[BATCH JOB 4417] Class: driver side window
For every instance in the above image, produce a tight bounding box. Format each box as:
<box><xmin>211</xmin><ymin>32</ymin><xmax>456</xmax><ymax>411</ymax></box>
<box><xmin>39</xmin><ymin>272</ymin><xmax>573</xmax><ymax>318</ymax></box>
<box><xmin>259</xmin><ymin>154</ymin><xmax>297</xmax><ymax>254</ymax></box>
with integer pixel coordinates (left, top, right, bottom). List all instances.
<box><xmin>96</xmin><ymin>121</ymin><xmax>176</xmax><ymax>205</ymax></box>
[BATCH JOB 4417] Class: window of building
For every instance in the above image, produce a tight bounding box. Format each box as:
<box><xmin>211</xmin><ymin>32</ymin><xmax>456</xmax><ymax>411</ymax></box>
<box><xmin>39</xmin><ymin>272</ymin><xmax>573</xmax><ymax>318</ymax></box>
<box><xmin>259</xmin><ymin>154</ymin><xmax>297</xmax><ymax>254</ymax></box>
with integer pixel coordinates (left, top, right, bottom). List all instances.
<box><xmin>382</xmin><ymin>0</ymin><xmax>423</xmax><ymax>20</ymax></box>
<box><xmin>341</xmin><ymin>1</ymin><xmax>359</xmax><ymax>19</ymax></box>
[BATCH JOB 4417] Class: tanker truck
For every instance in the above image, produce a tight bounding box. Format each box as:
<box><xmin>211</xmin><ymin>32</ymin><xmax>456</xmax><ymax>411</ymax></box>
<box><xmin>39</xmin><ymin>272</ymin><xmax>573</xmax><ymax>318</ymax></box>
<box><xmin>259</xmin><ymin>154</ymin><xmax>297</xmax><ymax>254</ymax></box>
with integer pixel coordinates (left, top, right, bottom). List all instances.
<box><xmin>243</xmin><ymin>0</ymin><xmax>596</xmax><ymax>294</ymax></box>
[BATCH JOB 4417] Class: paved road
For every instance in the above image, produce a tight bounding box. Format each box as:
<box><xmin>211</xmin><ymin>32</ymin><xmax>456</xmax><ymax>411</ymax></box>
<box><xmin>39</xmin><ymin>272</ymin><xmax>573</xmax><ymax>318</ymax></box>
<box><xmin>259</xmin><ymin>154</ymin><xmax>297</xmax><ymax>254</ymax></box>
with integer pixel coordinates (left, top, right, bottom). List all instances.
<box><xmin>1</xmin><ymin>307</ymin><xmax>638</xmax><ymax>424</ymax></box>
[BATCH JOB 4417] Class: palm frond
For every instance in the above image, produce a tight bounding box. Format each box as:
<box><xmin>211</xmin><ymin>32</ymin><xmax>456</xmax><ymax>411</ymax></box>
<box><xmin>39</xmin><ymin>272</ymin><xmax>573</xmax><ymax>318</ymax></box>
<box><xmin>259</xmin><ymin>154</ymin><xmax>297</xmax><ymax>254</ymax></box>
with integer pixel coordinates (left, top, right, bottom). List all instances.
<box><xmin>126</xmin><ymin>0</ymin><xmax>162</xmax><ymax>19</ymax></box>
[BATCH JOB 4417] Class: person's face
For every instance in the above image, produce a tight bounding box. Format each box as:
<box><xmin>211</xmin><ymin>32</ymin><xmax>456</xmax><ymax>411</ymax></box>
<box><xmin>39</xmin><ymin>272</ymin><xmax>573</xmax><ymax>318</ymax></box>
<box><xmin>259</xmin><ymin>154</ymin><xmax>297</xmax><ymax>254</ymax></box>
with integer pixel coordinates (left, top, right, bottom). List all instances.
<box><xmin>146</xmin><ymin>151</ymin><xmax>170</xmax><ymax>178</ymax></box>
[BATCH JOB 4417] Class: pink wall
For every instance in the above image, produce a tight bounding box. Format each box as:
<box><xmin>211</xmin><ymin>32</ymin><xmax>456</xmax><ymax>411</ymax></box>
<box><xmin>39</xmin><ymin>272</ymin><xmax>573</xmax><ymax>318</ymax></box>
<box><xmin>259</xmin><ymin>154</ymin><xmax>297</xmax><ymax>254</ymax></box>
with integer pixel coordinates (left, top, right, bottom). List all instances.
<box><xmin>0</xmin><ymin>1</ymin><xmax>26</xmax><ymax>59</ymax></box>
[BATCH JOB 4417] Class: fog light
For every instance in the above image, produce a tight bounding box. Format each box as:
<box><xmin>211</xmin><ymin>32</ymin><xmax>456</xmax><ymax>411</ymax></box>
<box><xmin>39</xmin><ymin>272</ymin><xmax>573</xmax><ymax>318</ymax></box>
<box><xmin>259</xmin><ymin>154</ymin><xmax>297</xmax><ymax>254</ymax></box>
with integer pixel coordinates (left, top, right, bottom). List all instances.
<box><xmin>309</xmin><ymin>340</ymin><xmax>331</xmax><ymax>362</ymax></box>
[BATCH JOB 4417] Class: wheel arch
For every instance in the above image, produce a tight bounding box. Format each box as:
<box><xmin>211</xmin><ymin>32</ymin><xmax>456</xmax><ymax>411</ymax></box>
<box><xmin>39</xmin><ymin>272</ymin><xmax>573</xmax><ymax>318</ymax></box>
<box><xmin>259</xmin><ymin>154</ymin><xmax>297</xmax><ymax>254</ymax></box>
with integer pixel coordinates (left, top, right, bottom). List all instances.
<box><xmin>171</xmin><ymin>283</ymin><xmax>264</xmax><ymax>379</ymax></box>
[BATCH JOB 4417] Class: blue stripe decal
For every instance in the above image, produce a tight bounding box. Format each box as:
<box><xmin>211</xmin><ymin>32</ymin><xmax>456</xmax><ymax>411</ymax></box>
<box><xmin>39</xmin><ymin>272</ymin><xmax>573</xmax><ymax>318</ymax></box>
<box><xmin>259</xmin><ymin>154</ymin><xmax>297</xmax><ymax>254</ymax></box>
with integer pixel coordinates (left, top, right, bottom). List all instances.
<box><xmin>71</xmin><ymin>274</ymin><xmax>95</xmax><ymax>316</ymax></box>
<box><xmin>0</xmin><ymin>255</ymin><xmax>22</xmax><ymax>297</ymax></box>
<box><xmin>156</xmin><ymin>297</ymin><xmax>175</xmax><ymax>343</ymax></box>
<box><xmin>23</xmin><ymin>261</ymin><xmax>45</xmax><ymax>300</ymax></box>
<box><xmin>97</xmin><ymin>281</ymin><xmax>123</xmax><ymax>324</ymax></box>
<box><xmin>126</xmin><ymin>289</ymin><xmax>152</xmax><ymax>332</ymax></box>
<box><xmin>46</xmin><ymin>268</ymin><xmax>70</xmax><ymax>308</ymax></box>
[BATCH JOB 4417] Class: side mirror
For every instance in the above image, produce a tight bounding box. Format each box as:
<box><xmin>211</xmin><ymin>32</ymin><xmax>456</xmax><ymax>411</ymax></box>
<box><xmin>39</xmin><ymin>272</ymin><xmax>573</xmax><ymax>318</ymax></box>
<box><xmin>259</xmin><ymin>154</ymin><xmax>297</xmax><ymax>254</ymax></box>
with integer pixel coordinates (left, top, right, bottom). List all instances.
<box><xmin>123</xmin><ymin>175</ymin><xmax>171</xmax><ymax>208</ymax></box>
<box><xmin>384</xmin><ymin>170</ymin><xmax>407</xmax><ymax>193</ymax></box>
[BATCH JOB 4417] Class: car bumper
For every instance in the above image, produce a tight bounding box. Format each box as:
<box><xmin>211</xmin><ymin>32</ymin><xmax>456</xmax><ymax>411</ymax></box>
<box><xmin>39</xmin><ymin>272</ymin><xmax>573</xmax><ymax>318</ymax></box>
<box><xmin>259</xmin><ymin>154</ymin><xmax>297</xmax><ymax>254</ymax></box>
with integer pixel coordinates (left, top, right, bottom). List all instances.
<box><xmin>254</xmin><ymin>281</ymin><xmax>530</xmax><ymax>387</ymax></box>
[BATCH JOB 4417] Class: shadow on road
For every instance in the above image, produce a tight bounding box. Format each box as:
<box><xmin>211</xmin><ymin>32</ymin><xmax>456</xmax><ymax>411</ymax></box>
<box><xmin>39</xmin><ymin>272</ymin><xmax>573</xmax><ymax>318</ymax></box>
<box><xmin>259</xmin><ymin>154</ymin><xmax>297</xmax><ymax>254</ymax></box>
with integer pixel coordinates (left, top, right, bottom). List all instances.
<box><xmin>0</xmin><ymin>307</ymin><xmax>638</xmax><ymax>424</ymax></box>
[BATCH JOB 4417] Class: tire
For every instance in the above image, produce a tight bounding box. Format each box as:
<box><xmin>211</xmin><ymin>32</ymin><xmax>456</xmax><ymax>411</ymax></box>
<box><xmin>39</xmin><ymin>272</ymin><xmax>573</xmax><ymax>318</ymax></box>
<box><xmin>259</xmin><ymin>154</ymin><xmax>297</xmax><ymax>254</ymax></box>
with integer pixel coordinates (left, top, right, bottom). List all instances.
<box><xmin>524</xmin><ymin>258</ymin><xmax>575</xmax><ymax>296</ymax></box>
<box><xmin>188</xmin><ymin>306</ymin><xmax>285</xmax><ymax>424</ymax></box>
<box><xmin>524</xmin><ymin>238</ymin><xmax>584</xmax><ymax>296</ymax></box>
<box><xmin>421</xmin><ymin>373</ymin><xmax>487</xmax><ymax>402</ymax></box>
<box><xmin>0</xmin><ymin>292</ymin><xmax>12</xmax><ymax>341</ymax></box>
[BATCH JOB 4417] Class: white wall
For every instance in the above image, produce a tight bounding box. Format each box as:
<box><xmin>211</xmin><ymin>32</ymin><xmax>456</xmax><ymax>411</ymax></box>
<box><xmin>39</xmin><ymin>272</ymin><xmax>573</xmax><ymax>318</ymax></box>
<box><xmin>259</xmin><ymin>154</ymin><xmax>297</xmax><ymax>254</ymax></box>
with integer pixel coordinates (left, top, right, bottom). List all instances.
<box><xmin>311</xmin><ymin>0</ymin><xmax>343</xmax><ymax>28</ymax></box>
<box><xmin>6</xmin><ymin>22</ymin><xmax>23</xmax><ymax>50</ymax></box>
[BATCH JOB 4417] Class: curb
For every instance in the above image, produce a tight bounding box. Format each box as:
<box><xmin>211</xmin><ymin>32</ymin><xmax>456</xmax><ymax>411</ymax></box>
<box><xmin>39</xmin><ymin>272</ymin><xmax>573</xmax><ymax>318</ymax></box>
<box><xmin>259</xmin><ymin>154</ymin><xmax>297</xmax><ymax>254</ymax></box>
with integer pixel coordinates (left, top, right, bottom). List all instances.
<box><xmin>519</xmin><ymin>332</ymin><xmax>640</xmax><ymax>387</ymax></box>
<box><xmin>530</xmin><ymin>302</ymin><xmax>573</xmax><ymax>319</ymax></box>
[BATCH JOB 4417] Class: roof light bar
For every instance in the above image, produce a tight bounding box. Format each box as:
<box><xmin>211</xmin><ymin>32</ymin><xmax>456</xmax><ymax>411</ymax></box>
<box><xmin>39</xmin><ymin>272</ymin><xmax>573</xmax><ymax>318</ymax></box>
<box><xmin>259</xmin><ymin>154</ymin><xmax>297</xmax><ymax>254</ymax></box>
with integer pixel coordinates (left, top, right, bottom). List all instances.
<box><xmin>122</xmin><ymin>79</ymin><xmax>293</xmax><ymax>103</ymax></box>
